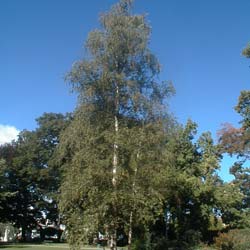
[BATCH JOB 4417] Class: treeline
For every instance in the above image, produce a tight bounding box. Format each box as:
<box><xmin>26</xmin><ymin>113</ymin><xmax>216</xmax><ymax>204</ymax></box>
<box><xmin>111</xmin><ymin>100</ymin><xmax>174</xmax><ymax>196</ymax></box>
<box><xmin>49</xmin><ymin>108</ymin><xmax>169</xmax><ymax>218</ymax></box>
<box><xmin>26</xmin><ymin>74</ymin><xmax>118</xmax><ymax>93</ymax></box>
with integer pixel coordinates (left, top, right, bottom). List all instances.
<box><xmin>0</xmin><ymin>1</ymin><xmax>250</xmax><ymax>249</ymax></box>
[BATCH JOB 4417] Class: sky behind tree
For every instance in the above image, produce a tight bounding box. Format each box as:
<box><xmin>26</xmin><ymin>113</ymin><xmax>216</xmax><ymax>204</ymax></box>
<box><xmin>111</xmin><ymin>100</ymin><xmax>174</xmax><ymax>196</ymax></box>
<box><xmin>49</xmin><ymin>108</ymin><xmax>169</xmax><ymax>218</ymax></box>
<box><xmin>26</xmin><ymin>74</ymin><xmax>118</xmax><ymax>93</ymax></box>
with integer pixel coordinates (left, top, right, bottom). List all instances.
<box><xmin>1</xmin><ymin>0</ymin><xmax>250</xmax><ymax>181</ymax></box>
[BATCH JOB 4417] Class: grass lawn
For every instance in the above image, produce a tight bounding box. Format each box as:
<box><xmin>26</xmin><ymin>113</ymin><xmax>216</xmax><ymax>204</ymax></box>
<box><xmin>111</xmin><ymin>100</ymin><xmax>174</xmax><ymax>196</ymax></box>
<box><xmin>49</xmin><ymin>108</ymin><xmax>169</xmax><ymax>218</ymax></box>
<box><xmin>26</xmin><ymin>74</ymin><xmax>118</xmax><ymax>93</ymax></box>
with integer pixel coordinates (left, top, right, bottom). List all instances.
<box><xmin>0</xmin><ymin>243</ymin><xmax>68</xmax><ymax>250</ymax></box>
<box><xmin>0</xmin><ymin>243</ymin><xmax>216</xmax><ymax>250</ymax></box>
<box><xmin>0</xmin><ymin>243</ymin><xmax>103</xmax><ymax>250</ymax></box>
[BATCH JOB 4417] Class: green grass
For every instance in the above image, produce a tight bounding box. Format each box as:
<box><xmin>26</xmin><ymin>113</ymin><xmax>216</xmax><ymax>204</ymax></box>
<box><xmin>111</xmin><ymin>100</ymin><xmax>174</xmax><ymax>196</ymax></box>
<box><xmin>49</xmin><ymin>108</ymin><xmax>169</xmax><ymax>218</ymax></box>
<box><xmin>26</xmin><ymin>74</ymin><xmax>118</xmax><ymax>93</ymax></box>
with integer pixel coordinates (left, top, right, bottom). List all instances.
<box><xmin>0</xmin><ymin>243</ymin><xmax>103</xmax><ymax>250</ymax></box>
<box><xmin>0</xmin><ymin>243</ymin><xmax>68</xmax><ymax>250</ymax></box>
<box><xmin>0</xmin><ymin>242</ymin><xmax>130</xmax><ymax>250</ymax></box>
<box><xmin>0</xmin><ymin>243</ymin><xmax>216</xmax><ymax>250</ymax></box>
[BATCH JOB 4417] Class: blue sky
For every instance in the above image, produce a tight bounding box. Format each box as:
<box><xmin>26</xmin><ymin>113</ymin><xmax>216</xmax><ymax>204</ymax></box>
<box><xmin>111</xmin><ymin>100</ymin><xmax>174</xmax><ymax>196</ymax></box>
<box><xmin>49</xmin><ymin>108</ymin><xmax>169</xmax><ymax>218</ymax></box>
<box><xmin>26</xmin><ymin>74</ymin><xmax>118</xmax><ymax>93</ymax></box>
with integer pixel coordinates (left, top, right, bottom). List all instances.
<box><xmin>1</xmin><ymin>0</ymin><xmax>249</xmax><ymax>181</ymax></box>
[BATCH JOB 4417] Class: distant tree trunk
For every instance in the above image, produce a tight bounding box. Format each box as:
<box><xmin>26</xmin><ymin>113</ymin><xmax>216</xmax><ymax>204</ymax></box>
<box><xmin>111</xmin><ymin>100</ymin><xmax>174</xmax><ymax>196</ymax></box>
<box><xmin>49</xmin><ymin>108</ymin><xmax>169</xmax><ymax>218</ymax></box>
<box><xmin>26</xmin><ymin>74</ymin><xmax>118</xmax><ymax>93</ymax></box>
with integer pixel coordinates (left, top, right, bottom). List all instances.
<box><xmin>3</xmin><ymin>227</ymin><xmax>9</xmax><ymax>242</ymax></box>
<box><xmin>40</xmin><ymin>228</ymin><xmax>45</xmax><ymax>242</ymax></box>
<box><xmin>21</xmin><ymin>225</ymin><xmax>27</xmax><ymax>242</ymax></box>
<box><xmin>110</xmin><ymin>230</ymin><xmax>117</xmax><ymax>250</ymax></box>
<box><xmin>165</xmin><ymin>221</ymin><xmax>169</xmax><ymax>240</ymax></box>
<box><xmin>57</xmin><ymin>229</ymin><xmax>62</xmax><ymax>243</ymax></box>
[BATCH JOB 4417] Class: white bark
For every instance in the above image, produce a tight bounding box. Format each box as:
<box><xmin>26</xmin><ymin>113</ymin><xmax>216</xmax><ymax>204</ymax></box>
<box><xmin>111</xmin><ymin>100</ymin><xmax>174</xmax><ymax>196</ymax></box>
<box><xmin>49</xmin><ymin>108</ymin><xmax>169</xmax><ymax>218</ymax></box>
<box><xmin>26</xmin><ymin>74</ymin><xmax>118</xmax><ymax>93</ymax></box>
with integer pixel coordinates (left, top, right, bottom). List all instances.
<box><xmin>3</xmin><ymin>227</ymin><xmax>9</xmax><ymax>242</ymax></box>
<box><xmin>128</xmin><ymin>150</ymin><xmax>139</xmax><ymax>249</ymax></box>
<box><xmin>111</xmin><ymin>84</ymin><xmax>119</xmax><ymax>250</ymax></box>
<box><xmin>112</xmin><ymin>84</ymin><xmax>119</xmax><ymax>187</ymax></box>
<box><xmin>128</xmin><ymin>211</ymin><xmax>133</xmax><ymax>248</ymax></box>
<box><xmin>110</xmin><ymin>230</ymin><xmax>117</xmax><ymax>250</ymax></box>
<box><xmin>112</xmin><ymin>115</ymin><xmax>119</xmax><ymax>186</ymax></box>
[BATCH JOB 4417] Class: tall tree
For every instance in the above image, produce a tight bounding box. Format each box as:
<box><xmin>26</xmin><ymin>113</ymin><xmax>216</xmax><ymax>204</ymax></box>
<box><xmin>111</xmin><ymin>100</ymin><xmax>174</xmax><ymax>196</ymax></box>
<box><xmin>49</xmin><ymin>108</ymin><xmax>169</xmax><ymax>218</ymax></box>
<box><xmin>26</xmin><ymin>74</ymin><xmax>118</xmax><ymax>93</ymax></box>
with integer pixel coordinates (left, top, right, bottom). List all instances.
<box><xmin>57</xmin><ymin>1</ymin><xmax>174</xmax><ymax>249</ymax></box>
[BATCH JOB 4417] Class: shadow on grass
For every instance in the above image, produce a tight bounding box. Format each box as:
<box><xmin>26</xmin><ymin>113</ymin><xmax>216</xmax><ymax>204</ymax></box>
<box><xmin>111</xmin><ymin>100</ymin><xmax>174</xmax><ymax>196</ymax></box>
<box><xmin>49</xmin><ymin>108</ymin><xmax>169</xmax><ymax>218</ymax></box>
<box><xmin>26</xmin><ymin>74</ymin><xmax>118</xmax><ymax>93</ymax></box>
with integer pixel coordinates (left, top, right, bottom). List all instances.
<box><xmin>0</xmin><ymin>243</ymin><xmax>32</xmax><ymax>248</ymax></box>
<box><xmin>0</xmin><ymin>242</ymin><xmax>69</xmax><ymax>249</ymax></box>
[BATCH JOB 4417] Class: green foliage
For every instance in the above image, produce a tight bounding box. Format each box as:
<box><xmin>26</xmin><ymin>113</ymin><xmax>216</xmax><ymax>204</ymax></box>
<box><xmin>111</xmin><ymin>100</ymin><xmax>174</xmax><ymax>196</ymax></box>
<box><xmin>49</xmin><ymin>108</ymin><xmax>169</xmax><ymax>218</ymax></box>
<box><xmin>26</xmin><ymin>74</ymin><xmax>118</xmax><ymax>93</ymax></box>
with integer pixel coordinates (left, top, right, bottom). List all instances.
<box><xmin>242</xmin><ymin>43</ymin><xmax>250</xmax><ymax>58</ymax></box>
<box><xmin>155</xmin><ymin>121</ymin><xmax>225</xmax><ymax>244</ymax></box>
<box><xmin>235</xmin><ymin>90</ymin><xmax>250</xmax><ymax>129</ymax></box>
<box><xmin>0</xmin><ymin>113</ymin><xmax>71</xmax><ymax>240</ymax></box>
<box><xmin>131</xmin><ymin>230</ymin><xmax>152</xmax><ymax>250</ymax></box>
<box><xmin>58</xmin><ymin>0</ymin><xmax>174</xmax><ymax>249</ymax></box>
<box><xmin>0</xmin><ymin>159</ymin><xmax>15</xmax><ymax>209</ymax></box>
<box><xmin>214</xmin><ymin>229</ymin><xmax>250</xmax><ymax>250</ymax></box>
<box><xmin>218</xmin><ymin>91</ymin><xmax>250</xmax><ymax>228</ymax></box>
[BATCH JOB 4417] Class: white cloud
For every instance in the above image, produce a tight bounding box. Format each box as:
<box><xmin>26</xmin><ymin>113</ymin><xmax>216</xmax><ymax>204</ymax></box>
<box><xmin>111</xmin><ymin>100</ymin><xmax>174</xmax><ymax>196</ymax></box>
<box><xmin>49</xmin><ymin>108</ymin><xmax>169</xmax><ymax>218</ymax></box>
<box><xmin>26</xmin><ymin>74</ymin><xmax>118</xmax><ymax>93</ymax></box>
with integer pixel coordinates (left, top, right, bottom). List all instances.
<box><xmin>0</xmin><ymin>125</ymin><xmax>20</xmax><ymax>145</ymax></box>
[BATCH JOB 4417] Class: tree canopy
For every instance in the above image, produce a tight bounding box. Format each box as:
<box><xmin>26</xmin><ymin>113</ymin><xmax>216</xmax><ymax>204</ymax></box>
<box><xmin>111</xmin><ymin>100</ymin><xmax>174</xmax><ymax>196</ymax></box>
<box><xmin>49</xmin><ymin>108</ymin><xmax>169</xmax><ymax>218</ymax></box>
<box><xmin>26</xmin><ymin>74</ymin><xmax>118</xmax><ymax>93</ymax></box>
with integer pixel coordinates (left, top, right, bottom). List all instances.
<box><xmin>0</xmin><ymin>112</ymin><xmax>71</xmax><ymax>241</ymax></box>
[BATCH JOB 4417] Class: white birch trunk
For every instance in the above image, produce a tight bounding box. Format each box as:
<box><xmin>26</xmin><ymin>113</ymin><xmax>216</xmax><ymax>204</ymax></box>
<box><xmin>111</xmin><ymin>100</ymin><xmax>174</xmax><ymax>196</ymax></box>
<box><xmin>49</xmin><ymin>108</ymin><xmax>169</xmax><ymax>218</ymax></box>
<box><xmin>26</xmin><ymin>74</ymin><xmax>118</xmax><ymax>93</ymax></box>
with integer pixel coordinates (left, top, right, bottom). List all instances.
<box><xmin>112</xmin><ymin>84</ymin><xmax>119</xmax><ymax>187</ymax></box>
<box><xmin>112</xmin><ymin>115</ymin><xmax>118</xmax><ymax>187</ymax></box>
<box><xmin>128</xmin><ymin>150</ymin><xmax>139</xmax><ymax>250</ymax></box>
<box><xmin>111</xmin><ymin>84</ymin><xmax>119</xmax><ymax>250</ymax></box>
<box><xmin>3</xmin><ymin>227</ymin><xmax>9</xmax><ymax>242</ymax></box>
<box><xmin>128</xmin><ymin>211</ymin><xmax>133</xmax><ymax>249</ymax></box>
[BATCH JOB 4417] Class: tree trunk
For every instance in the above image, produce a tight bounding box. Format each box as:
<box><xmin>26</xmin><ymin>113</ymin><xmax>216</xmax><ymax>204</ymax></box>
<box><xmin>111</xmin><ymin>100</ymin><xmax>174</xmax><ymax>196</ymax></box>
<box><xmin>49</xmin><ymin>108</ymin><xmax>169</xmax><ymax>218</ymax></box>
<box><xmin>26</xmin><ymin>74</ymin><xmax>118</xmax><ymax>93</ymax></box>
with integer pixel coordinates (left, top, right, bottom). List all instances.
<box><xmin>110</xmin><ymin>230</ymin><xmax>117</xmax><ymax>250</ymax></box>
<box><xmin>112</xmin><ymin>114</ymin><xmax>118</xmax><ymax>187</ymax></box>
<box><xmin>111</xmin><ymin>84</ymin><xmax>119</xmax><ymax>250</ymax></box>
<box><xmin>21</xmin><ymin>225</ymin><xmax>26</xmax><ymax>242</ymax></box>
<box><xmin>127</xmin><ymin>211</ymin><xmax>133</xmax><ymax>250</ymax></box>
<box><xmin>3</xmin><ymin>227</ymin><xmax>9</xmax><ymax>242</ymax></box>
<box><xmin>128</xmin><ymin>150</ymin><xmax>139</xmax><ymax>250</ymax></box>
<box><xmin>165</xmin><ymin>213</ymin><xmax>169</xmax><ymax>240</ymax></box>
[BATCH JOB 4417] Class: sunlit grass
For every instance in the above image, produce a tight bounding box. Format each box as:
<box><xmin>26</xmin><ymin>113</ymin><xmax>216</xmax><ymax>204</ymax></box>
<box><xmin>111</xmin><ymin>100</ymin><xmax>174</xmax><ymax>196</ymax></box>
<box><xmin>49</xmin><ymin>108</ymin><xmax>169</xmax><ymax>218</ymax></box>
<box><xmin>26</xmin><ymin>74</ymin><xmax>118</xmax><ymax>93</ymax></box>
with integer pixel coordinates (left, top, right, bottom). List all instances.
<box><xmin>0</xmin><ymin>243</ymin><xmax>102</xmax><ymax>250</ymax></box>
<box><xmin>0</xmin><ymin>243</ymin><xmax>216</xmax><ymax>250</ymax></box>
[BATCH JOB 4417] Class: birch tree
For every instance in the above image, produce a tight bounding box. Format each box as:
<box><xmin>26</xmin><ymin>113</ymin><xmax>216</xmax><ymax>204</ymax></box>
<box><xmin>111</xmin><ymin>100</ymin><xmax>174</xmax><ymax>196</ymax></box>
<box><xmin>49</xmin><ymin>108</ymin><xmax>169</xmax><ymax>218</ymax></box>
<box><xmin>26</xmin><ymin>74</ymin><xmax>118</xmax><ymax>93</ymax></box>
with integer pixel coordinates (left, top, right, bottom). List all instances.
<box><xmin>58</xmin><ymin>1</ymin><xmax>174</xmax><ymax>249</ymax></box>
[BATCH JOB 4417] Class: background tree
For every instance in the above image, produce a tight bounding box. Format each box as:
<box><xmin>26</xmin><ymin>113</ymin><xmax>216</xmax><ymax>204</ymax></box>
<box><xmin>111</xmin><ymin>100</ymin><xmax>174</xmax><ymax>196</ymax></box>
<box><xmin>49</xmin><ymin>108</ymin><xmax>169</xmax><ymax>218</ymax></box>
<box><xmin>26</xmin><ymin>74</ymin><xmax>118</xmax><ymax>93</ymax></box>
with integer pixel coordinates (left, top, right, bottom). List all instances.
<box><xmin>218</xmin><ymin>91</ymin><xmax>250</xmax><ymax>228</ymax></box>
<box><xmin>155</xmin><ymin>121</ymin><xmax>227</xmax><ymax>248</ymax></box>
<box><xmin>217</xmin><ymin>46</ymin><xmax>250</xmax><ymax>228</ymax></box>
<box><xmin>0</xmin><ymin>112</ymin><xmax>71</xmax><ymax>241</ymax></box>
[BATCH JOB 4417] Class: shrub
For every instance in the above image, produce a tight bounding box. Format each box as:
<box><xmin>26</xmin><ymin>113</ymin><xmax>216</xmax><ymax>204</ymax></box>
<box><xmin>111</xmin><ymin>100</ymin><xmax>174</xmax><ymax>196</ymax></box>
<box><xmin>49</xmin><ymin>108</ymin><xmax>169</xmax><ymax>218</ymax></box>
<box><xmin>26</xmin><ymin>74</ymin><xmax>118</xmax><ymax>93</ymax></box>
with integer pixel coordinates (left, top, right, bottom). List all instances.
<box><xmin>181</xmin><ymin>229</ymin><xmax>202</xmax><ymax>246</ymax></box>
<box><xmin>214</xmin><ymin>229</ymin><xmax>250</xmax><ymax>250</ymax></box>
<box><xmin>152</xmin><ymin>237</ymin><xmax>170</xmax><ymax>250</ymax></box>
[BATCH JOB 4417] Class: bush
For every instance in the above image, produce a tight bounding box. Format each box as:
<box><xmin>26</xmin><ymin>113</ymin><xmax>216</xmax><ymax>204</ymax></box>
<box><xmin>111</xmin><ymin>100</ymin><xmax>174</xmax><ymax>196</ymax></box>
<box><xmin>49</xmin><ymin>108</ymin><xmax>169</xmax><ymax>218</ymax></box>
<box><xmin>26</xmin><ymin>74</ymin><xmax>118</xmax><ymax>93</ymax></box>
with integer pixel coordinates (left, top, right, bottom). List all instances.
<box><xmin>214</xmin><ymin>229</ymin><xmax>250</xmax><ymax>250</ymax></box>
<box><xmin>131</xmin><ymin>230</ymin><xmax>153</xmax><ymax>250</ymax></box>
<box><xmin>181</xmin><ymin>229</ymin><xmax>202</xmax><ymax>247</ymax></box>
<box><xmin>152</xmin><ymin>237</ymin><xmax>169</xmax><ymax>250</ymax></box>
